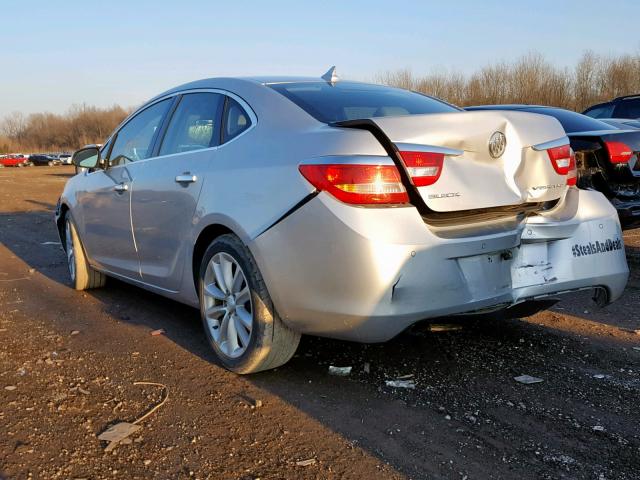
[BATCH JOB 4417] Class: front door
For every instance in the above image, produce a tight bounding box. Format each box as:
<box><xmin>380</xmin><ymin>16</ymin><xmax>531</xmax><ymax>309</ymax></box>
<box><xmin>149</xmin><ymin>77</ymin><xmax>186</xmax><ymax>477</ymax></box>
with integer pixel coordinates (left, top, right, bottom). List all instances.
<box><xmin>131</xmin><ymin>92</ymin><xmax>224</xmax><ymax>291</ymax></box>
<box><xmin>78</xmin><ymin>98</ymin><xmax>172</xmax><ymax>279</ymax></box>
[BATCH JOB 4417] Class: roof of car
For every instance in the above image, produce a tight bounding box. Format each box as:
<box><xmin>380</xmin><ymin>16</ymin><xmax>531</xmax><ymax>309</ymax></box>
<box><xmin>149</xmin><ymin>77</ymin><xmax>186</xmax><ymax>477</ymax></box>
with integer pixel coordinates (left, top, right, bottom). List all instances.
<box><xmin>466</xmin><ymin>104</ymin><xmax>557</xmax><ymax>110</ymax></box>
<box><xmin>613</xmin><ymin>94</ymin><xmax>640</xmax><ymax>102</ymax></box>
<box><xmin>241</xmin><ymin>76</ymin><xmax>341</xmax><ymax>85</ymax></box>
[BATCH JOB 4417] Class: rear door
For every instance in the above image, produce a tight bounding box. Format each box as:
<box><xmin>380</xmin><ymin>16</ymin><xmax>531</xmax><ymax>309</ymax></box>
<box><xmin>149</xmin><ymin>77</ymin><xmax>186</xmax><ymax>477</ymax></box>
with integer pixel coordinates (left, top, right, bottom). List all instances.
<box><xmin>130</xmin><ymin>92</ymin><xmax>225</xmax><ymax>291</ymax></box>
<box><xmin>78</xmin><ymin>98</ymin><xmax>172</xmax><ymax>278</ymax></box>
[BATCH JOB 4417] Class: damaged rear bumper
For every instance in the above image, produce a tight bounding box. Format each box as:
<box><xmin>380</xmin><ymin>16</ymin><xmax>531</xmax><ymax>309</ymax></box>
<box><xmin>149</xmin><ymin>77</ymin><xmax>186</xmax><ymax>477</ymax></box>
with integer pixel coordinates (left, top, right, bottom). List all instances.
<box><xmin>251</xmin><ymin>188</ymin><xmax>629</xmax><ymax>343</ymax></box>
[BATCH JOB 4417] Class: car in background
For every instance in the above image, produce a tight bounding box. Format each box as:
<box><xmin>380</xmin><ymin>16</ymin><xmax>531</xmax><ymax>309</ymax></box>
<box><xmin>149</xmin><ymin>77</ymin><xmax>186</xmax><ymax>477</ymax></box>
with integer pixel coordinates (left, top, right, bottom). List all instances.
<box><xmin>599</xmin><ymin>118</ymin><xmax>640</xmax><ymax>130</ymax></box>
<box><xmin>29</xmin><ymin>154</ymin><xmax>61</xmax><ymax>166</ymax></box>
<box><xmin>583</xmin><ymin>95</ymin><xmax>640</xmax><ymax>120</ymax></box>
<box><xmin>0</xmin><ymin>154</ymin><xmax>32</xmax><ymax>167</ymax></box>
<box><xmin>466</xmin><ymin>105</ymin><xmax>640</xmax><ymax>228</ymax></box>
<box><xmin>55</xmin><ymin>74</ymin><xmax>628</xmax><ymax>373</ymax></box>
<box><xmin>58</xmin><ymin>153</ymin><xmax>73</xmax><ymax>165</ymax></box>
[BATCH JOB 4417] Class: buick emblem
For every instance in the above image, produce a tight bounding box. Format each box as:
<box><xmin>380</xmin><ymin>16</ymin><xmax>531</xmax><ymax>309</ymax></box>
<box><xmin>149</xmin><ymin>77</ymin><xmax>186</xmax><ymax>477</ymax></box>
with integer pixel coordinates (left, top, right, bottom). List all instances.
<box><xmin>488</xmin><ymin>131</ymin><xmax>506</xmax><ymax>158</ymax></box>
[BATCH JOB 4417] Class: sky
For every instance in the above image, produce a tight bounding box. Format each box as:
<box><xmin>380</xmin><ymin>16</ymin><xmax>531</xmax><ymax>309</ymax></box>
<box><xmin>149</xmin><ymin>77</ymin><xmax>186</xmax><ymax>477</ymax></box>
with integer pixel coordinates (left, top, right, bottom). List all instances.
<box><xmin>1</xmin><ymin>0</ymin><xmax>639</xmax><ymax>117</ymax></box>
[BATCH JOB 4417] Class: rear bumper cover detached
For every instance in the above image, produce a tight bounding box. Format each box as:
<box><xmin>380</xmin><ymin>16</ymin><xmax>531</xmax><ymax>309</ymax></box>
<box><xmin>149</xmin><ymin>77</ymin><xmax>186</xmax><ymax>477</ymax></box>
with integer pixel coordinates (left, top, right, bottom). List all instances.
<box><xmin>252</xmin><ymin>188</ymin><xmax>629</xmax><ymax>342</ymax></box>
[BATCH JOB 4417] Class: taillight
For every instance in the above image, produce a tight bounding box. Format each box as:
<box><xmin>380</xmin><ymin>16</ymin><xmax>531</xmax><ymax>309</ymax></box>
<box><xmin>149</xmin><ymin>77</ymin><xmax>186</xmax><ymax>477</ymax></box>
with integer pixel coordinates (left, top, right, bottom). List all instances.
<box><xmin>298</xmin><ymin>164</ymin><xmax>409</xmax><ymax>205</ymax></box>
<box><xmin>547</xmin><ymin>144</ymin><xmax>577</xmax><ymax>186</ymax></box>
<box><xmin>566</xmin><ymin>148</ymin><xmax>577</xmax><ymax>186</ymax></box>
<box><xmin>604</xmin><ymin>141</ymin><xmax>633</xmax><ymax>164</ymax></box>
<box><xmin>547</xmin><ymin>144</ymin><xmax>572</xmax><ymax>175</ymax></box>
<box><xmin>398</xmin><ymin>151</ymin><xmax>444</xmax><ymax>186</ymax></box>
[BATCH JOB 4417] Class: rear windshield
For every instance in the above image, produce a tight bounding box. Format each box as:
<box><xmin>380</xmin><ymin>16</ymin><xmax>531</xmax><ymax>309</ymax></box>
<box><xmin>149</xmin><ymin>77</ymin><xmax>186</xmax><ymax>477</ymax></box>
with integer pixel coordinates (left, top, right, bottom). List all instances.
<box><xmin>269</xmin><ymin>81</ymin><xmax>460</xmax><ymax>123</ymax></box>
<box><xmin>528</xmin><ymin>108</ymin><xmax>617</xmax><ymax>134</ymax></box>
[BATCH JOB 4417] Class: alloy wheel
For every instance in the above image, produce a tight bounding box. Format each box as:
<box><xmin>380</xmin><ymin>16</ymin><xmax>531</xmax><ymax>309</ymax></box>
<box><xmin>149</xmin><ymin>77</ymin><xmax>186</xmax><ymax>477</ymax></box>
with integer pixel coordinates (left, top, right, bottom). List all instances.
<box><xmin>202</xmin><ymin>252</ymin><xmax>253</xmax><ymax>358</ymax></box>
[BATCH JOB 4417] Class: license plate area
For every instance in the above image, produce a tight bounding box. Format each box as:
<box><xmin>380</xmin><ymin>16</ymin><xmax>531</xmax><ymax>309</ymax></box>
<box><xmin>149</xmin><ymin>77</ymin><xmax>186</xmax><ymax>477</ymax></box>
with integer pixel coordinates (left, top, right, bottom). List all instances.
<box><xmin>511</xmin><ymin>242</ymin><xmax>555</xmax><ymax>289</ymax></box>
<box><xmin>457</xmin><ymin>251</ymin><xmax>512</xmax><ymax>299</ymax></box>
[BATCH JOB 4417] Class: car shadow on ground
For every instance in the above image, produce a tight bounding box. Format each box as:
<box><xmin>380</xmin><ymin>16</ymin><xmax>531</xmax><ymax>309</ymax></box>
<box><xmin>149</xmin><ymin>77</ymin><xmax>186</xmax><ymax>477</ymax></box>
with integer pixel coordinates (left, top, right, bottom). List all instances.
<box><xmin>3</xmin><ymin>208</ymin><xmax>640</xmax><ymax>478</ymax></box>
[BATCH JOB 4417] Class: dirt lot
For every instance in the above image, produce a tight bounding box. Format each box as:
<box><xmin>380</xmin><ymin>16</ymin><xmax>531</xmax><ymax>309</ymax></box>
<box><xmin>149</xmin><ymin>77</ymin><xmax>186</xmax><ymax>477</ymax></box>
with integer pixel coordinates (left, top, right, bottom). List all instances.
<box><xmin>1</xmin><ymin>167</ymin><xmax>640</xmax><ymax>480</ymax></box>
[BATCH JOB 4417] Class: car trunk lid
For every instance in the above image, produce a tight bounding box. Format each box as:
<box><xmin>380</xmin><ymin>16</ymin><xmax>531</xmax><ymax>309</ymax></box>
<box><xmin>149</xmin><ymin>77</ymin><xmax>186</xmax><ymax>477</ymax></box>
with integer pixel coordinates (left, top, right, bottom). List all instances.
<box><xmin>371</xmin><ymin>110</ymin><xmax>570</xmax><ymax>212</ymax></box>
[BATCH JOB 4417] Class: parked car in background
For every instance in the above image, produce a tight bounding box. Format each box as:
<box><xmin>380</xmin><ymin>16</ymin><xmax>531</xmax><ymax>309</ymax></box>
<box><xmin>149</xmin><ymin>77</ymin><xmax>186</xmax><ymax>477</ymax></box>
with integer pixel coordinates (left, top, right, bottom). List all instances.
<box><xmin>599</xmin><ymin>118</ymin><xmax>640</xmax><ymax>130</ymax></box>
<box><xmin>59</xmin><ymin>153</ymin><xmax>73</xmax><ymax>165</ymax></box>
<box><xmin>466</xmin><ymin>105</ymin><xmax>640</xmax><ymax>228</ymax></box>
<box><xmin>583</xmin><ymin>95</ymin><xmax>640</xmax><ymax>120</ymax></box>
<box><xmin>30</xmin><ymin>154</ymin><xmax>61</xmax><ymax>166</ymax></box>
<box><xmin>0</xmin><ymin>154</ymin><xmax>32</xmax><ymax>167</ymax></box>
<box><xmin>56</xmin><ymin>74</ymin><xmax>629</xmax><ymax>373</ymax></box>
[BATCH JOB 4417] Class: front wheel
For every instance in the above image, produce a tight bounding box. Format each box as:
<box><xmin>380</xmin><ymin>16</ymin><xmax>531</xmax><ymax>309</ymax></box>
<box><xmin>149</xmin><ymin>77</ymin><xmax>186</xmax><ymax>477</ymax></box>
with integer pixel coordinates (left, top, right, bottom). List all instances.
<box><xmin>64</xmin><ymin>216</ymin><xmax>106</xmax><ymax>290</ymax></box>
<box><xmin>199</xmin><ymin>234</ymin><xmax>300</xmax><ymax>374</ymax></box>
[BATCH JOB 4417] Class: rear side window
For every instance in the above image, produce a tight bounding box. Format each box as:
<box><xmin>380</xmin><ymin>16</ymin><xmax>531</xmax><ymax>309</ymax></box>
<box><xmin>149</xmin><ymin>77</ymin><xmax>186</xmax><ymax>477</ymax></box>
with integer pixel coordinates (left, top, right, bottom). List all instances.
<box><xmin>222</xmin><ymin>97</ymin><xmax>252</xmax><ymax>142</ymax></box>
<box><xmin>269</xmin><ymin>81</ymin><xmax>460</xmax><ymax>123</ymax></box>
<box><xmin>528</xmin><ymin>108</ymin><xmax>616</xmax><ymax>134</ymax></box>
<box><xmin>159</xmin><ymin>93</ymin><xmax>224</xmax><ymax>156</ymax></box>
<box><xmin>108</xmin><ymin>99</ymin><xmax>171</xmax><ymax>166</ymax></box>
<box><xmin>614</xmin><ymin>98</ymin><xmax>640</xmax><ymax>119</ymax></box>
<box><xmin>583</xmin><ymin>103</ymin><xmax>614</xmax><ymax>119</ymax></box>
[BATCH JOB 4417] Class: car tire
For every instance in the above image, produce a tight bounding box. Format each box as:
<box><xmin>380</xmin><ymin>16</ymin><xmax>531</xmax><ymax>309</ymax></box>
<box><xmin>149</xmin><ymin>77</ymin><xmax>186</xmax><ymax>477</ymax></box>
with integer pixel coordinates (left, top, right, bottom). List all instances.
<box><xmin>64</xmin><ymin>215</ymin><xmax>106</xmax><ymax>290</ymax></box>
<box><xmin>199</xmin><ymin>234</ymin><xmax>300</xmax><ymax>374</ymax></box>
<box><xmin>47</xmin><ymin>161</ymin><xmax>53</xmax><ymax>166</ymax></box>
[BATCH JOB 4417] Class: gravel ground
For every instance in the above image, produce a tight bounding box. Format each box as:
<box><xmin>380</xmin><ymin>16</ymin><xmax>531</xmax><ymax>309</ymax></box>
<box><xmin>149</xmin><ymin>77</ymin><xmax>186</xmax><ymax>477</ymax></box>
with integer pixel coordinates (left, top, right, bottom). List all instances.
<box><xmin>1</xmin><ymin>167</ymin><xmax>639</xmax><ymax>480</ymax></box>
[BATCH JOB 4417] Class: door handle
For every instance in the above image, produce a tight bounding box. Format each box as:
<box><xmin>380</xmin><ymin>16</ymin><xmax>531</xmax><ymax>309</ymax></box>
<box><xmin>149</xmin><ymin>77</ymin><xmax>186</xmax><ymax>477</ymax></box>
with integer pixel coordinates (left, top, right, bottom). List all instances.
<box><xmin>175</xmin><ymin>174</ymin><xmax>197</xmax><ymax>184</ymax></box>
<box><xmin>113</xmin><ymin>183</ymin><xmax>129</xmax><ymax>192</ymax></box>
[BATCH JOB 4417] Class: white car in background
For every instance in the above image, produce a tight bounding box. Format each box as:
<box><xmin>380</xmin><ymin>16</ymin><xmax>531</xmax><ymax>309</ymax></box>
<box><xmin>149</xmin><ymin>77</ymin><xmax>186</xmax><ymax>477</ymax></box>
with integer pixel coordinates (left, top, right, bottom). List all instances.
<box><xmin>59</xmin><ymin>154</ymin><xmax>73</xmax><ymax>165</ymax></box>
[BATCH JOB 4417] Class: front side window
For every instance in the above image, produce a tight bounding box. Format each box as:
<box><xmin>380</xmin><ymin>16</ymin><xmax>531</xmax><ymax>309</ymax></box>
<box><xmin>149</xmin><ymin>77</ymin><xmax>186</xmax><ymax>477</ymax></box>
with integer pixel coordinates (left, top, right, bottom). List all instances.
<box><xmin>222</xmin><ymin>97</ymin><xmax>252</xmax><ymax>142</ymax></box>
<box><xmin>108</xmin><ymin>99</ymin><xmax>171</xmax><ymax>167</ymax></box>
<box><xmin>159</xmin><ymin>93</ymin><xmax>224</xmax><ymax>156</ymax></box>
<box><xmin>269</xmin><ymin>81</ymin><xmax>460</xmax><ymax>123</ymax></box>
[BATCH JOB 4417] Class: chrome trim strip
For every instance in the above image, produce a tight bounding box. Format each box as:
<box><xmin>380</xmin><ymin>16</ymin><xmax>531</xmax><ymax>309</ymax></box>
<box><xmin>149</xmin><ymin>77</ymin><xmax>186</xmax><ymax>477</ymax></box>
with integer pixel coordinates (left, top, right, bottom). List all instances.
<box><xmin>394</xmin><ymin>143</ymin><xmax>464</xmax><ymax>156</ymax></box>
<box><xmin>299</xmin><ymin>155</ymin><xmax>395</xmax><ymax>166</ymax></box>
<box><xmin>531</xmin><ymin>136</ymin><xmax>570</xmax><ymax>151</ymax></box>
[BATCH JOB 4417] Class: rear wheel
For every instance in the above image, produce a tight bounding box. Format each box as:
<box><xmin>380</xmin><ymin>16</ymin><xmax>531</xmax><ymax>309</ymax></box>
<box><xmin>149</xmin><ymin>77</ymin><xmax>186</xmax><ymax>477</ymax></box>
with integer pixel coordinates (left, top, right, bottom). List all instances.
<box><xmin>64</xmin><ymin>215</ymin><xmax>106</xmax><ymax>290</ymax></box>
<box><xmin>47</xmin><ymin>161</ymin><xmax>53</xmax><ymax>166</ymax></box>
<box><xmin>199</xmin><ymin>234</ymin><xmax>300</xmax><ymax>374</ymax></box>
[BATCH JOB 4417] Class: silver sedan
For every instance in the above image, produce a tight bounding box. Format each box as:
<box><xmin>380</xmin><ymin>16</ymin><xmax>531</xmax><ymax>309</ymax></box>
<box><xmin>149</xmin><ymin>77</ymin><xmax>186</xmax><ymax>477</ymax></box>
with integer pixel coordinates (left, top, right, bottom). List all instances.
<box><xmin>56</xmin><ymin>69</ymin><xmax>629</xmax><ymax>373</ymax></box>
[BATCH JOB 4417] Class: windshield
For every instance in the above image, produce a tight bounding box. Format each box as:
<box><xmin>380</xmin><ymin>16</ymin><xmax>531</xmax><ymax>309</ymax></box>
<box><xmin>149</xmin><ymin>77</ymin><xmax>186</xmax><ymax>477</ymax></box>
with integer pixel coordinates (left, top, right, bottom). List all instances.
<box><xmin>269</xmin><ymin>81</ymin><xmax>460</xmax><ymax>123</ymax></box>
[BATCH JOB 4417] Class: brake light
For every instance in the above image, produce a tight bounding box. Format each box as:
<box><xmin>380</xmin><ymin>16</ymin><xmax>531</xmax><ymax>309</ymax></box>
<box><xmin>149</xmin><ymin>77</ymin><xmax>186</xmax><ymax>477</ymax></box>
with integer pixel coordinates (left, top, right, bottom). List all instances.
<box><xmin>298</xmin><ymin>164</ymin><xmax>409</xmax><ymax>205</ymax></box>
<box><xmin>547</xmin><ymin>144</ymin><xmax>572</xmax><ymax>175</ymax></box>
<box><xmin>398</xmin><ymin>151</ymin><xmax>444</xmax><ymax>187</ymax></box>
<box><xmin>605</xmin><ymin>141</ymin><xmax>633</xmax><ymax>164</ymax></box>
<box><xmin>566</xmin><ymin>148</ymin><xmax>577</xmax><ymax>186</ymax></box>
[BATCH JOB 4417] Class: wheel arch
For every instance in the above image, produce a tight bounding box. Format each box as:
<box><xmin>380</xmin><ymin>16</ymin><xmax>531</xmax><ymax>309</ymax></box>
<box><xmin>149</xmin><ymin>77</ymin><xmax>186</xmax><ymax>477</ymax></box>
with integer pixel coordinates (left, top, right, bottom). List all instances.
<box><xmin>56</xmin><ymin>202</ymin><xmax>71</xmax><ymax>251</ymax></box>
<box><xmin>192</xmin><ymin>223</ymin><xmax>241</xmax><ymax>296</ymax></box>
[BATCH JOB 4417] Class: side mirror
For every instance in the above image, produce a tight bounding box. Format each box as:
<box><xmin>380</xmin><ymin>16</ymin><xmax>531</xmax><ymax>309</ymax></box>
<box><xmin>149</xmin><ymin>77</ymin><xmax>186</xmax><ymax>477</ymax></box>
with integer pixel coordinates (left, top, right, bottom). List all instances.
<box><xmin>72</xmin><ymin>146</ymin><xmax>101</xmax><ymax>169</ymax></box>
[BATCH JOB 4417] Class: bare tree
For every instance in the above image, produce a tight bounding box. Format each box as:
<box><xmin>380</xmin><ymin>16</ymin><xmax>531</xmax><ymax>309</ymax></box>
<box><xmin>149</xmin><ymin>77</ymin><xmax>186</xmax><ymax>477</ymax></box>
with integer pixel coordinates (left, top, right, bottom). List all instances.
<box><xmin>375</xmin><ymin>51</ymin><xmax>640</xmax><ymax>111</ymax></box>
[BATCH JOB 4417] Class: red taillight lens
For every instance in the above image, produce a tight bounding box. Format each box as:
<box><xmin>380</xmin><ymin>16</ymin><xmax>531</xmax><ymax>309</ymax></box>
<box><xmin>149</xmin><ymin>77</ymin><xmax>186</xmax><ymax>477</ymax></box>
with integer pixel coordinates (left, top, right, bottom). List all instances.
<box><xmin>547</xmin><ymin>144</ymin><xmax>577</xmax><ymax>186</ymax></box>
<box><xmin>398</xmin><ymin>151</ymin><xmax>444</xmax><ymax>187</ymax></box>
<box><xmin>298</xmin><ymin>164</ymin><xmax>409</xmax><ymax>205</ymax></box>
<box><xmin>605</xmin><ymin>141</ymin><xmax>633</xmax><ymax>164</ymax></box>
<box><xmin>566</xmin><ymin>148</ymin><xmax>577</xmax><ymax>186</ymax></box>
<box><xmin>547</xmin><ymin>144</ymin><xmax>572</xmax><ymax>175</ymax></box>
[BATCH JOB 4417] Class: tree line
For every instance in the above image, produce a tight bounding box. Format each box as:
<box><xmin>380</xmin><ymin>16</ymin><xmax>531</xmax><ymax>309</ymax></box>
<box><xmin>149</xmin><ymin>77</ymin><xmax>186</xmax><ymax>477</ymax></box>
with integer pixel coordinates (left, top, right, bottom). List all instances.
<box><xmin>0</xmin><ymin>104</ymin><xmax>130</xmax><ymax>154</ymax></box>
<box><xmin>2</xmin><ymin>50</ymin><xmax>640</xmax><ymax>154</ymax></box>
<box><xmin>375</xmin><ymin>51</ymin><xmax>640</xmax><ymax>111</ymax></box>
